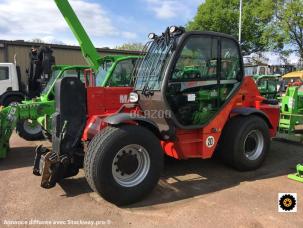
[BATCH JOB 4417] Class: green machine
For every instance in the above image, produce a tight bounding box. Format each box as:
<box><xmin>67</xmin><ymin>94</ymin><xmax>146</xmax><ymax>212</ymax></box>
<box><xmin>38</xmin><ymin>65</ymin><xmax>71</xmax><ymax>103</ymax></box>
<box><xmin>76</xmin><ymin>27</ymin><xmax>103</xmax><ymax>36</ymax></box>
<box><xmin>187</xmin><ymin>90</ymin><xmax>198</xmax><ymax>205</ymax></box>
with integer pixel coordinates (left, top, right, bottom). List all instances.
<box><xmin>278</xmin><ymin>85</ymin><xmax>303</xmax><ymax>183</ymax></box>
<box><xmin>254</xmin><ymin>75</ymin><xmax>280</xmax><ymax>99</ymax></box>
<box><xmin>288</xmin><ymin>164</ymin><xmax>303</xmax><ymax>183</ymax></box>
<box><xmin>278</xmin><ymin>85</ymin><xmax>303</xmax><ymax>142</ymax></box>
<box><xmin>245</xmin><ymin>64</ymin><xmax>295</xmax><ymax>99</ymax></box>
<box><xmin>0</xmin><ymin>0</ymin><xmax>140</xmax><ymax>159</ymax></box>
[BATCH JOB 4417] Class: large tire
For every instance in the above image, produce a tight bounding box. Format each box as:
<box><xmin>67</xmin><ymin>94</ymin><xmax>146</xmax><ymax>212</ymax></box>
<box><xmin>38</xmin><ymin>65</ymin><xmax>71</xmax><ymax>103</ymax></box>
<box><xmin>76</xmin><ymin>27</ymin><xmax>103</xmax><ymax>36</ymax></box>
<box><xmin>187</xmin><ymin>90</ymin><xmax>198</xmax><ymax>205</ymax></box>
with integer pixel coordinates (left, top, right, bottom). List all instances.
<box><xmin>84</xmin><ymin>125</ymin><xmax>164</xmax><ymax>206</ymax></box>
<box><xmin>218</xmin><ymin>115</ymin><xmax>270</xmax><ymax>171</ymax></box>
<box><xmin>16</xmin><ymin>119</ymin><xmax>44</xmax><ymax>141</ymax></box>
<box><xmin>2</xmin><ymin>96</ymin><xmax>23</xmax><ymax>107</ymax></box>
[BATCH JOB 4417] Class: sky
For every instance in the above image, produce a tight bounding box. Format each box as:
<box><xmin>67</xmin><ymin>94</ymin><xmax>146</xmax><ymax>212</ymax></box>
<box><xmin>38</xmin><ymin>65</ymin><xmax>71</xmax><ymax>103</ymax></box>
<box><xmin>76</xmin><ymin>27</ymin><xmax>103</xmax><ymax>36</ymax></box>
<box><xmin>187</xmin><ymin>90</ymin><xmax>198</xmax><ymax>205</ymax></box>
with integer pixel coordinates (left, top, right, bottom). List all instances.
<box><xmin>0</xmin><ymin>0</ymin><xmax>299</xmax><ymax>64</ymax></box>
<box><xmin>0</xmin><ymin>0</ymin><xmax>202</xmax><ymax>48</ymax></box>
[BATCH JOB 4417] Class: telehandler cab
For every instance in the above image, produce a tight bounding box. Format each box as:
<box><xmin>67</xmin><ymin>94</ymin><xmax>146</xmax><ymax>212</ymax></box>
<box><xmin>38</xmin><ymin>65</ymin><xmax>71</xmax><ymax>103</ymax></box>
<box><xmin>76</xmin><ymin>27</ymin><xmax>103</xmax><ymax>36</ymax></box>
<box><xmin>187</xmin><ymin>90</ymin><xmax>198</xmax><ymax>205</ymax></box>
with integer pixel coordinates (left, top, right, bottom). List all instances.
<box><xmin>36</xmin><ymin>27</ymin><xmax>280</xmax><ymax>206</ymax></box>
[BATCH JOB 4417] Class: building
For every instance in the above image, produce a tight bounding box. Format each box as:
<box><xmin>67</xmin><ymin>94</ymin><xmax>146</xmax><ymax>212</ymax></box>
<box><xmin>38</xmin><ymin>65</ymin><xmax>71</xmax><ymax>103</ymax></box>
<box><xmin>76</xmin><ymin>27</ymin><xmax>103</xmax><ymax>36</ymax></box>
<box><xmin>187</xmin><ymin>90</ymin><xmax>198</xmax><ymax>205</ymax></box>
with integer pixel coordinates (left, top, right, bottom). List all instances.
<box><xmin>0</xmin><ymin>40</ymin><xmax>141</xmax><ymax>84</ymax></box>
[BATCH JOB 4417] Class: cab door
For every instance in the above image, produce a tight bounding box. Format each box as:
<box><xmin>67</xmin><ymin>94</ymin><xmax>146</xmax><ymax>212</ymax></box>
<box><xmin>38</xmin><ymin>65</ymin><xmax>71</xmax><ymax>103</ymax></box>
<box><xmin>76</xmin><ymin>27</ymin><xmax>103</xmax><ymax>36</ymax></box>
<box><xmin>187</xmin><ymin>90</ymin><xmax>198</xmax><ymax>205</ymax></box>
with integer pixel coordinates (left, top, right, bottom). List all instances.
<box><xmin>0</xmin><ymin>66</ymin><xmax>11</xmax><ymax>95</ymax></box>
<box><xmin>165</xmin><ymin>35</ymin><xmax>242</xmax><ymax>128</ymax></box>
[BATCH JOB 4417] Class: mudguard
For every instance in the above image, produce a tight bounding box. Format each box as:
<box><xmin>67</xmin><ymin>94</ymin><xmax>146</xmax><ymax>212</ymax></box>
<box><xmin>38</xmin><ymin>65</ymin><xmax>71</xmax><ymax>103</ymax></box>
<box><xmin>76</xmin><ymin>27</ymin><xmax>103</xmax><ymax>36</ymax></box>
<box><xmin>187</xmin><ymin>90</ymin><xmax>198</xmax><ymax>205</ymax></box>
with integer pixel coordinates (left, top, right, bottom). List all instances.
<box><xmin>104</xmin><ymin>113</ymin><xmax>162</xmax><ymax>139</ymax></box>
<box><xmin>231</xmin><ymin>107</ymin><xmax>273</xmax><ymax>128</ymax></box>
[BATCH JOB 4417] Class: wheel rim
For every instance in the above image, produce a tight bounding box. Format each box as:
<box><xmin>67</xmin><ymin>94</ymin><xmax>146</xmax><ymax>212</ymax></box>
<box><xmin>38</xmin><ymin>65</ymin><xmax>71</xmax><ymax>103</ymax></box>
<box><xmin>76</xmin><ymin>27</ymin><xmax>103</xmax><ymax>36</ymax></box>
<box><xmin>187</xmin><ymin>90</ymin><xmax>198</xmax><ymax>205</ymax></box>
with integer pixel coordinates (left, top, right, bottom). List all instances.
<box><xmin>244</xmin><ymin>130</ymin><xmax>264</xmax><ymax>160</ymax></box>
<box><xmin>112</xmin><ymin>144</ymin><xmax>150</xmax><ymax>187</ymax></box>
<box><xmin>23</xmin><ymin>120</ymin><xmax>42</xmax><ymax>135</ymax></box>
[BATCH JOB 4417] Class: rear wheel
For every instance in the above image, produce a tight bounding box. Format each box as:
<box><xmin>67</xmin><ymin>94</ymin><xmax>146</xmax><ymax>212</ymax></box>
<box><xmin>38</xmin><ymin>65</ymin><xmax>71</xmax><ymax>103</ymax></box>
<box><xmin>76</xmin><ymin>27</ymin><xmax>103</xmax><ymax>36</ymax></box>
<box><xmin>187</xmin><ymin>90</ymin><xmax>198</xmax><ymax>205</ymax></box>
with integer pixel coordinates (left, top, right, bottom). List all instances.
<box><xmin>16</xmin><ymin>119</ymin><xmax>44</xmax><ymax>141</ymax></box>
<box><xmin>84</xmin><ymin>125</ymin><xmax>163</xmax><ymax>206</ymax></box>
<box><xmin>2</xmin><ymin>96</ymin><xmax>23</xmax><ymax>107</ymax></box>
<box><xmin>218</xmin><ymin>115</ymin><xmax>270</xmax><ymax>171</ymax></box>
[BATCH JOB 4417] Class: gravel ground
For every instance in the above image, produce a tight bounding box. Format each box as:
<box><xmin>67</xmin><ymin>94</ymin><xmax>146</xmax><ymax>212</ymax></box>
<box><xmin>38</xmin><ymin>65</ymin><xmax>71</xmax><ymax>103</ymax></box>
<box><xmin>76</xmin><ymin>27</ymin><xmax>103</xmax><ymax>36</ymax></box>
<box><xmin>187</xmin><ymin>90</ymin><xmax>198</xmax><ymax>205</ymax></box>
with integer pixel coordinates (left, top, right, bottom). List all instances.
<box><xmin>0</xmin><ymin>133</ymin><xmax>302</xmax><ymax>228</ymax></box>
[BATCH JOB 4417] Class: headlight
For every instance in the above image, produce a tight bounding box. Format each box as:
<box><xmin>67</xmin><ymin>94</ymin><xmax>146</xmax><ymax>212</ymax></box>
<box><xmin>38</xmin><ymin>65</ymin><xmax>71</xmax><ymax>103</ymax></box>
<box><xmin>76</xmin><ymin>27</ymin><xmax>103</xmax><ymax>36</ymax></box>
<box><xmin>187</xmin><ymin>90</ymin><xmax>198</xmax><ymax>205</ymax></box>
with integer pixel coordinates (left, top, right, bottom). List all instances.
<box><xmin>129</xmin><ymin>92</ymin><xmax>139</xmax><ymax>103</ymax></box>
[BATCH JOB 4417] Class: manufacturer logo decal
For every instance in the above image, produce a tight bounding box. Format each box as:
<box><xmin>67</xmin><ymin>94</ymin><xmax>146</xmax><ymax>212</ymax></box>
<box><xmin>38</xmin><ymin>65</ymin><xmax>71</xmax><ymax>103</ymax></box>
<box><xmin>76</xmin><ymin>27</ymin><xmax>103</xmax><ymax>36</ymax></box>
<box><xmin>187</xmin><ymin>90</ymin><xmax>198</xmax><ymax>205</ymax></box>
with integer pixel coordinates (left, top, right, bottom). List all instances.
<box><xmin>278</xmin><ymin>193</ymin><xmax>297</xmax><ymax>212</ymax></box>
<box><xmin>119</xmin><ymin>95</ymin><xmax>128</xmax><ymax>104</ymax></box>
<box><xmin>206</xmin><ymin>136</ymin><xmax>215</xmax><ymax>148</ymax></box>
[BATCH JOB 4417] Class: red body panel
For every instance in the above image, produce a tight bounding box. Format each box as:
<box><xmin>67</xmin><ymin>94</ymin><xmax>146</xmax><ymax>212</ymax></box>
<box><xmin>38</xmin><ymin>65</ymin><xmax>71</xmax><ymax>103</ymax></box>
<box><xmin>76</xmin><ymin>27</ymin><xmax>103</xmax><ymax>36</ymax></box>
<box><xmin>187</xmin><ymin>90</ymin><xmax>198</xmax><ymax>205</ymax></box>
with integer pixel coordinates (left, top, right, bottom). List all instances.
<box><xmin>83</xmin><ymin>77</ymin><xmax>280</xmax><ymax>160</ymax></box>
<box><xmin>162</xmin><ymin>77</ymin><xmax>280</xmax><ymax>159</ymax></box>
<box><xmin>86</xmin><ymin>87</ymin><xmax>133</xmax><ymax>116</ymax></box>
<box><xmin>82</xmin><ymin>87</ymin><xmax>133</xmax><ymax>141</ymax></box>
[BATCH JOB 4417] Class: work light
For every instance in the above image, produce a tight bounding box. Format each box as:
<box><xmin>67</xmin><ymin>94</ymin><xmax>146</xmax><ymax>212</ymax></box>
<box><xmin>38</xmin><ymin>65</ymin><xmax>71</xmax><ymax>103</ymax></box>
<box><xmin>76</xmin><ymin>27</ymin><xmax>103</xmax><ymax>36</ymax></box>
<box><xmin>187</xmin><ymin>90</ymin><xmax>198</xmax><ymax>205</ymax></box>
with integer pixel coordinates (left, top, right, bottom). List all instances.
<box><xmin>148</xmin><ymin>33</ymin><xmax>156</xmax><ymax>39</ymax></box>
<box><xmin>169</xmin><ymin>26</ymin><xmax>177</xmax><ymax>34</ymax></box>
<box><xmin>129</xmin><ymin>92</ymin><xmax>139</xmax><ymax>103</ymax></box>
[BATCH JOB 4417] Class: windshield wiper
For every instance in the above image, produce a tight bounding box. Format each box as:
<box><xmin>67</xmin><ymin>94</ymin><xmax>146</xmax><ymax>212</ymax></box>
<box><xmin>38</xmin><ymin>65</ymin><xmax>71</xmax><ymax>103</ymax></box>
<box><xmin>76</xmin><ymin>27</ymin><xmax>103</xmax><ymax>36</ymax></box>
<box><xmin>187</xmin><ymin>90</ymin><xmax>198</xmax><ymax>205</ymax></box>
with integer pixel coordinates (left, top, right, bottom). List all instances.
<box><xmin>137</xmin><ymin>28</ymin><xmax>179</xmax><ymax>96</ymax></box>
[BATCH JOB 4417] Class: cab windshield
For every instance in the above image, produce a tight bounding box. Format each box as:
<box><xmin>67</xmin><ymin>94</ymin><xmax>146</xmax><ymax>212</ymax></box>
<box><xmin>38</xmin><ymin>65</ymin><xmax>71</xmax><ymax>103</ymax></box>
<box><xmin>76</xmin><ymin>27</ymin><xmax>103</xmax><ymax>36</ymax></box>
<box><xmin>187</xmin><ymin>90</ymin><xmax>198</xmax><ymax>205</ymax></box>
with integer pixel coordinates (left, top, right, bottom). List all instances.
<box><xmin>135</xmin><ymin>36</ymin><xmax>175</xmax><ymax>91</ymax></box>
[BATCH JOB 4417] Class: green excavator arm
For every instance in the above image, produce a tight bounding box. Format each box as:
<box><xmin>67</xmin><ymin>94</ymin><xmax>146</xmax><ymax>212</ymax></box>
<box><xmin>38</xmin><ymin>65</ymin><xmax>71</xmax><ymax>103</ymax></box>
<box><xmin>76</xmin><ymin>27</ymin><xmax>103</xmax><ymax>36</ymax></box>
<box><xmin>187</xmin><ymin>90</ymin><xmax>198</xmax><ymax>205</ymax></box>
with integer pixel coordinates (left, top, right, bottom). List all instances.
<box><xmin>54</xmin><ymin>0</ymin><xmax>102</xmax><ymax>69</ymax></box>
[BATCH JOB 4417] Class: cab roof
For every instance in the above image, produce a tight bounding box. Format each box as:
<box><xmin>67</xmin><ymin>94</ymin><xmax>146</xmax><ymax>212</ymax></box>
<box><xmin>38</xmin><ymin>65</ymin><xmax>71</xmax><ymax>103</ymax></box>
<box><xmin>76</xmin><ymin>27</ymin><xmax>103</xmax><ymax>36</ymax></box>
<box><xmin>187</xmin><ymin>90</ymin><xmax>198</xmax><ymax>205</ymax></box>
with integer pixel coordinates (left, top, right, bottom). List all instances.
<box><xmin>282</xmin><ymin>71</ymin><xmax>303</xmax><ymax>79</ymax></box>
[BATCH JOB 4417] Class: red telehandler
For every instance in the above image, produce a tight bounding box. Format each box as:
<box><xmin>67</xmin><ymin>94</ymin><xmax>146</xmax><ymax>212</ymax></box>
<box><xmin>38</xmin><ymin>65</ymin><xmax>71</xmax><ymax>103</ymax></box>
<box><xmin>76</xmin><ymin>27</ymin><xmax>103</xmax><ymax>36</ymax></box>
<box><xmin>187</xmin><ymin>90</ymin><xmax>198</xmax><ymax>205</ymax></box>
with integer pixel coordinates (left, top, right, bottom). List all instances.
<box><xmin>35</xmin><ymin>27</ymin><xmax>280</xmax><ymax>206</ymax></box>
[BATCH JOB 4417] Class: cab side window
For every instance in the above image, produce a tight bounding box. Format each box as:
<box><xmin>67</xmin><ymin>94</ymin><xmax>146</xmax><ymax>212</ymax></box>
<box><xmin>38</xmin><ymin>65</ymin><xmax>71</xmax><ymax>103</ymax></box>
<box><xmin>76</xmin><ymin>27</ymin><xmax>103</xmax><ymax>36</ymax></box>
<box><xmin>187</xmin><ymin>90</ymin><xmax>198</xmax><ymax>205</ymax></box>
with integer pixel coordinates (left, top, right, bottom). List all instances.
<box><xmin>221</xmin><ymin>39</ymin><xmax>241</xmax><ymax>80</ymax></box>
<box><xmin>0</xmin><ymin>67</ymin><xmax>9</xmax><ymax>80</ymax></box>
<box><xmin>171</xmin><ymin>37</ymin><xmax>218</xmax><ymax>81</ymax></box>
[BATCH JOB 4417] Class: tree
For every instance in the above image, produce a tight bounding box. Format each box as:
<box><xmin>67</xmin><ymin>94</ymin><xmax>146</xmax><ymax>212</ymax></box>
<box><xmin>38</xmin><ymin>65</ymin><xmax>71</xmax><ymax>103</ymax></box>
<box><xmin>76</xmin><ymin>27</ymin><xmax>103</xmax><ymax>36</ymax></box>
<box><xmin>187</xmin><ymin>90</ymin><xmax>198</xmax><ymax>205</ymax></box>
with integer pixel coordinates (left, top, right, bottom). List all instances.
<box><xmin>115</xmin><ymin>42</ymin><xmax>144</xmax><ymax>51</ymax></box>
<box><xmin>187</xmin><ymin>0</ymin><xmax>276</xmax><ymax>55</ymax></box>
<box><xmin>268</xmin><ymin>0</ymin><xmax>303</xmax><ymax>62</ymax></box>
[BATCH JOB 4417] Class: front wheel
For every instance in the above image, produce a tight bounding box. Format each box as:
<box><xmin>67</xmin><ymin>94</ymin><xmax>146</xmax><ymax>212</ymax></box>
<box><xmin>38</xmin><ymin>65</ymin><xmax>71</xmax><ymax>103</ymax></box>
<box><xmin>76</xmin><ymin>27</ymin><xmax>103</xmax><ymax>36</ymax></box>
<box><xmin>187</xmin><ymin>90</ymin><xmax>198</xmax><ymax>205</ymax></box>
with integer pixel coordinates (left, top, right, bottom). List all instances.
<box><xmin>84</xmin><ymin>125</ymin><xmax>163</xmax><ymax>206</ymax></box>
<box><xmin>16</xmin><ymin>119</ymin><xmax>44</xmax><ymax>141</ymax></box>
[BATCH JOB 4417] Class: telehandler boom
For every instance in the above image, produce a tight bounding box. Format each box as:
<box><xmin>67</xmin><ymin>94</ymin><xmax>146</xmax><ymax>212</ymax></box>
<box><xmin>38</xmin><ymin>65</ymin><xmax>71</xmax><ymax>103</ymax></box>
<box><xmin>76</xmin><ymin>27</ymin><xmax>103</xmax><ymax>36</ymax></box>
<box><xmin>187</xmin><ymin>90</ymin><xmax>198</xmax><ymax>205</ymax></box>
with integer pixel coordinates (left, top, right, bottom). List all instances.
<box><xmin>54</xmin><ymin>0</ymin><xmax>102</xmax><ymax>70</ymax></box>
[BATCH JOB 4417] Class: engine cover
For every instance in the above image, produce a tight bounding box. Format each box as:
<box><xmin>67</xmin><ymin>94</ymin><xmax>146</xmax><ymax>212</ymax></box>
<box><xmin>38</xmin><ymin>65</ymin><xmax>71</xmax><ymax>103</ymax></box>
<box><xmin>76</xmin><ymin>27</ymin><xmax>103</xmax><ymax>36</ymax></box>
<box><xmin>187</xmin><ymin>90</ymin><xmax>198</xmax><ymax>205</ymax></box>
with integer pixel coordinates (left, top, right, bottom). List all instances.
<box><xmin>52</xmin><ymin>76</ymin><xmax>86</xmax><ymax>154</ymax></box>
